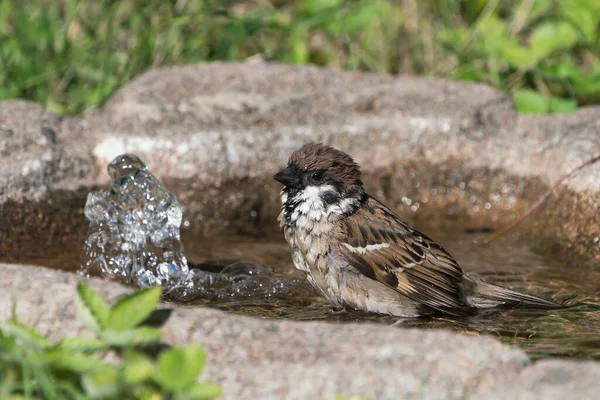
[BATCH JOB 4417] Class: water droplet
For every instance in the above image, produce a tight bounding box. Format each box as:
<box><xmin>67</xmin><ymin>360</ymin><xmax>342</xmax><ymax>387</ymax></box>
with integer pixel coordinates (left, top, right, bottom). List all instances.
<box><xmin>107</xmin><ymin>154</ymin><xmax>146</xmax><ymax>187</ymax></box>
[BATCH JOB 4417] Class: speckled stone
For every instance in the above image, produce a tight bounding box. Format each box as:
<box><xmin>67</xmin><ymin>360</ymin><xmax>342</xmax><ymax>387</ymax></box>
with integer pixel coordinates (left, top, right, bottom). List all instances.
<box><xmin>2</xmin><ymin>263</ymin><xmax>599</xmax><ymax>399</ymax></box>
<box><xmin>1</xmin><ymin>63</ymin><xmax>600</xmax><ymax>399</ymax></box>
<box><xmin>0</xmin><ymin>263</ymin><xmax>554</xmax><ymax>399</ymax></box>
<box><xmin>2</xmin><ymin>62</ymin><xmax>600</xmax><ymax>265</ymax></box>
<box><xmin>476</xmin><ymin>359</ymin><xmax>600</xmax><ymax>399</ymax></box>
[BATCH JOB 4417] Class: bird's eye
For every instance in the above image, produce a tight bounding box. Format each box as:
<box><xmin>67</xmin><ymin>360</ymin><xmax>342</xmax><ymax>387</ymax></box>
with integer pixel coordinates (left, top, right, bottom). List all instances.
<box><xmin>309</xmin><ymin>171</ymin><xmax>324</xmax><ymax>183</ymax></box>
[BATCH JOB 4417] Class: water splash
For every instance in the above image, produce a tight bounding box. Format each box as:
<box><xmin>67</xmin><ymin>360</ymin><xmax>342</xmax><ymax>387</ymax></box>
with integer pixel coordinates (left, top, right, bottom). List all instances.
<box><xmin>80</xmin><ymin>154</ymin><xmax>190</xmax><ymax>288</ymax></box>
<box><xmin>168</xmin><ymin>261</ymin><xmax>309</xmax><ymax>302</ymax></box>
<box><xmin>80</xmin><ymin>154</ymin><xmax>299</xmax><ymax>301</ymax></box>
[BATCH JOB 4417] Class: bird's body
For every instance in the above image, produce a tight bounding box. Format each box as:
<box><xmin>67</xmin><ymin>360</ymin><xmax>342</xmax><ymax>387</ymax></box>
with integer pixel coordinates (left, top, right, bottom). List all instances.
<box><xmin>275</xmin><ymin>142</ymin><xmax>560</xmax><ymax>317</ymax></box>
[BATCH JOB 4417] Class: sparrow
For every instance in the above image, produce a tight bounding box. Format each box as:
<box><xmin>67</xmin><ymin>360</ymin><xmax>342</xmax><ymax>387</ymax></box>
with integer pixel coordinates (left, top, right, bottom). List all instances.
<box><xmin>274</xmin><ymin>142</ymin><xmax>561</xmax><ymax>317</ymax></box>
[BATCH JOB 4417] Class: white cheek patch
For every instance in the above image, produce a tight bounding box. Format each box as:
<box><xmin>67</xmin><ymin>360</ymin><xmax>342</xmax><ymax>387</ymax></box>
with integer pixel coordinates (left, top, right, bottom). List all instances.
<box><xmin>300</xmin><ymin>185</ymin><xmax>334</xmax><ymax>206</ymax></box>
<box><xmin>292</xmin><ymin>185</ymin><xmax>337</xmax><ymax>220</ymax></box>
<box><xmin>284</xmin><ymin>184</ymin><xmax>360</xmax><ymax>225</ymax></box>
<box><xmin>343</xmin><ymin>242</ymin><xmax>391</xmax><ymax>255</ymax></box>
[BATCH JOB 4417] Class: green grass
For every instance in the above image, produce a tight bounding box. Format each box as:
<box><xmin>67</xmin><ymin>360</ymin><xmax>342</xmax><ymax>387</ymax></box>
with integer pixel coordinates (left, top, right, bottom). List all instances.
<box><xmin>0</xmin><ymin>0</ymin><xmax>598</xmax><ymax>115</ymax></box>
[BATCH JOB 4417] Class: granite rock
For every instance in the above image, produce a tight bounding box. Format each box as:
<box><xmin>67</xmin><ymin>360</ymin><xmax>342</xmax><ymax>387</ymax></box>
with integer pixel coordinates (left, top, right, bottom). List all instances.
<box><xmin>1</xmin><ymin>62</ymin><xmax>600</xmax><ymax>399</ymax></box>
<box><xmin>2</xmin><ymin>62</ymin><xmax>600</xmax><ymax>263</ymax></box>
<box><xmin>2</xmin><ymin>263</ymin><xmax>598</xmax><ymax>400</ymax></box>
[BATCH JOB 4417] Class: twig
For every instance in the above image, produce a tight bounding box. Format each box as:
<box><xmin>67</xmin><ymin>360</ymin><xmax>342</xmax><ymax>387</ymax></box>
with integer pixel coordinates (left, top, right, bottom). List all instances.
<box><xmin>481</xmin><ymin>153</ymin><xmax>600</xmax><ymax>244</ymax></box>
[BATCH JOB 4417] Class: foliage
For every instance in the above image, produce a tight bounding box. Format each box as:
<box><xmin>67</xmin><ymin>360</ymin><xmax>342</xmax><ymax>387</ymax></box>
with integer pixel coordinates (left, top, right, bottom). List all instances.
<box><xmin>0</xmin><ymin>284</ymin><xmax>221</xmax><ymax>399</ymax></box>
<box><xmin>0</xmin><ymin>0</ymin><xmax>598</xmax><ymax>114</ymax></box>
<box><xmin>438</xmin><ymin>0</ymin><xmax>600</xmax><ymax>113</ymax></box>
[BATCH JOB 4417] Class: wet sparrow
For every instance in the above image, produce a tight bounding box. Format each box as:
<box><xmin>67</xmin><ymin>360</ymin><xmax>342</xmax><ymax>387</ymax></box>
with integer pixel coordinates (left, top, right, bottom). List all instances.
<box><xmin>274</xmin><ymin>142</ymin><xmax>560</xmax><ymax>317</ymax></box>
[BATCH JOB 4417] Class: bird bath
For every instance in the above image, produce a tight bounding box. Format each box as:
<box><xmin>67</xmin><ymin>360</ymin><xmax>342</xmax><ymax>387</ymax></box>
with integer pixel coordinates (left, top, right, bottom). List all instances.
<box><xmin>2</xmin><ymin>64</ymin><xmax>600</xmax><ymax>395</ymax></box>
<box><xmin>3</xmin><ymin>152</ymin><xmax>598</xmax><ymax>362</ymax></box>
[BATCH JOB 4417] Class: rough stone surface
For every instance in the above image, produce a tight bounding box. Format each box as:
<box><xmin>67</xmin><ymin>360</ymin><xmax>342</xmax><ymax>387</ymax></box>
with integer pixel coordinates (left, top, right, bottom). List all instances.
<box><xmin>5</xmin><ymin>262</ymin><xmax>600</xmax><ymax>400</ymax></box>
<box><xmin>477</xmin><ymin>359</ymin><xmax>600</xmax><ymax>399</ymax></box>
<box><xmin>2</xmin><ymin>62</ymin><xmax>600</xmax><ymax>398</ymax></box>
<box><xmin>2</xmin><ymin>62</ymin><xmax>600</xmax><ymax>264</ymax></box>
<box><xmin>0</xmin><ymin>100</ymin><xmax>93</xmax><ymax>201</ymax></box>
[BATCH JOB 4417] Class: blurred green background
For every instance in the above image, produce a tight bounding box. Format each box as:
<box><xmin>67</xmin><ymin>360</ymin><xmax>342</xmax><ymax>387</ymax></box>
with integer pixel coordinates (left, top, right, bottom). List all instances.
<box><xmin>0</xmin><ymin>0</ymin><xmax>598</xmax><ymax>115</ymax></box>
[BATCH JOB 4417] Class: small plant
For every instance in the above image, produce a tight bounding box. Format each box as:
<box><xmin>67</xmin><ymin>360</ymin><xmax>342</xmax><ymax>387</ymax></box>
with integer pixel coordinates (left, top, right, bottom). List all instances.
<box><xmin>438</xmin><ymin>0</ymin><xmax>600</xmax><ymax>114</ymax></box>
<box><xmin>0</xmin><ymin>284</ymin><xmax>221</xmax><ymax>399</ymax></box>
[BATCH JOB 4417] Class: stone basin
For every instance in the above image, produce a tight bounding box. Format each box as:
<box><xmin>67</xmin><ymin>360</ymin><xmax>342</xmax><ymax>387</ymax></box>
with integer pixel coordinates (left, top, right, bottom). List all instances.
<box><xmin>1</xmin><ymin>62</ymin><xmax>600</xmax><ymax>399</ymax></box>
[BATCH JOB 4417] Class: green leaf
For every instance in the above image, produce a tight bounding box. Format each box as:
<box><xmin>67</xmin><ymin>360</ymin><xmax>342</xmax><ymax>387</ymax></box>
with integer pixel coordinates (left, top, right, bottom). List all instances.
<box><xmin>55</xmin><ymin>337</ymin><xmax>106</xmax><ymax>352</ymax></box>
<box><xmin>452</xmin><ymin>66</ymin><xmax>487</xmax><ymax>83</ymax></box>
<box><xmin>531</xmin><ymin>0</ymin><xmax>554</xmax><ymax>15</ymax></box>
<box><xmin>513</xmin><ymin>89</ymin><xmax>550</xmax><ymax>113</ymax></box>
<box><xmin>475</xmin><ymin>15</ymin><xmax>509</xmax><ymax>54</ymax></box>
<box><xmin>3</xmin><ymin>320</ymin><xmax>49</xmax><ymax>348</ymax></box>
<box><xmin>75</xmin><ymin>283</ymin><xmax>110</xmax><ymax>334</ymax></box>
<box><xmin>123</xmin><ymin>352</ymin><xmax>155</xmax><ymax>384</ymax></box>
<box><xmin>540</xmin><ymin>62</ymin><xmax>585</xmax><ymax>80</ymax></box>
<box><xmin>559</xmin><ymin>0</ymin><xmax>600</xmax><ymax>41</ymax></box>
<box><xmin>542</xmin><ymin>62</ymin><xmax>600</xmax><ymax>97</ymax></box>
<box><xmin>437</xmin><ymin>27</ymin><xmax>470</xmax><ymax>52</ymax></box>
<box><xmin>530</xmin><ymin>22</ymin><xmax>578</xmax><ymax>58</ymax></box>
<box><xmin>336</xmin><ymin>3</ymin><xmax>381</xmax><ymax>35</ymax></box>
<box><xmin>105</xmin><ymin>287</ymin><xmax>162</xmax><ymax>331</ymax></box>
<box><xmin>43</xmin><ymin>351</ymin><xmax>107</xmax><ymax>373</ymax></box>
<box><xmin>550</xmin><ymin>96</ymin><xmax>577</xmax><ymax>114</ymax></box>
<box><xmin>101</xmin><ymin>327</ymin><xmax>162</xmax><ymax>347</ymax></box>
<box><xmin>562</xmin><ymin>6</ymin><xmax>596</xmax><ymax>42</ymax></box>
<box><xmin>182</xmin><ymin>382</ymin><xmax>222</xmax><ymax>400</ymax></box>
<box><xmin>82</xmin><ymin>368</ymin><xmax>120</xmax><ymax>399</ymax></box>
<box><xmin>300</xmin><ymin>0</ymin><xmax>341</xmax><ymax>15</ymax></box>
<box><xmin>288</xmin><ymin>37</ymin><xmax>308</xmax><ymax>64</ymax></box>
<box><xmin>501</xmin><ymin>43</ymin><xmax>540</xmax><ymax>68</ymax></box>
<box><xmin>572</xmin><ymin>65</ymin><xmax>600</xmax><ymax>97</ymax></box>
<box><xmin>154</xmin><ymin>345</ymin><xmax>206</xmax><ymax>392</ymax></box>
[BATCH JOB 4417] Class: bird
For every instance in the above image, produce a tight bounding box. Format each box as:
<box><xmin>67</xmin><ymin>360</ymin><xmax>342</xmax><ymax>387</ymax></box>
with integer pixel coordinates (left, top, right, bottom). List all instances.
<box><xmin>274</xmin><ymin>142</ymin><xmax>561</xmax><ymax>317</ymax></box>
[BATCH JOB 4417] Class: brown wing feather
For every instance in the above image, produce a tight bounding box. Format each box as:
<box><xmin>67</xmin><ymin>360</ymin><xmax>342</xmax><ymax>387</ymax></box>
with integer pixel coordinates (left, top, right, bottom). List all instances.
<box><xmin>338</xmin><ymin>196</ymin><xmax>474</xmax><ymax>316</ymax></box>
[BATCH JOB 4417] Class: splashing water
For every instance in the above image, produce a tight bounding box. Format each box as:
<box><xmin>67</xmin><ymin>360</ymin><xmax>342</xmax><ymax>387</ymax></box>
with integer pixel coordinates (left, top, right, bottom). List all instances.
<box><xmin>80</xmin><ymin>154</ymin><xmax>191</xmax><ymax>288</ymax></box>
<box><xmin>79</xmin><ymin>154</ymin><xmax>296</xmax><ymax>300</ymax></box>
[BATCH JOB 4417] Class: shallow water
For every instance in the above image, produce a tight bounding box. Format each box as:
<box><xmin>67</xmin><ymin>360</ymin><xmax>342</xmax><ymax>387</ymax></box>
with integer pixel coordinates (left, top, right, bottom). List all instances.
<box><xmin>179</xmin><ymin>229</ymin><xmax>600</xmax><ymax>361</ymax></box>
<box><xmin>4</xmin><ymin>227</ymin><xmax>600</xmax><ymax>361</ymax></box>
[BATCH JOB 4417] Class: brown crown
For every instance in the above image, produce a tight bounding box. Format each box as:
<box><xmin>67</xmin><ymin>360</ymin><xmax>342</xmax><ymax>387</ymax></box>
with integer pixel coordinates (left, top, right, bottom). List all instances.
<box><xmin>289</xmin><ymin>142</ymin><xmax>363</xmax><ymax>194</ymax></box>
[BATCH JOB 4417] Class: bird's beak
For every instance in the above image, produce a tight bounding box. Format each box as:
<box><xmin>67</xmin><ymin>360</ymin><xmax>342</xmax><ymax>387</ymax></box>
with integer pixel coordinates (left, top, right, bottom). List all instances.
<box><xmin>273</xmin><ymin>166</ymin><xmax>301</xmax><ymax>188</ymax></box>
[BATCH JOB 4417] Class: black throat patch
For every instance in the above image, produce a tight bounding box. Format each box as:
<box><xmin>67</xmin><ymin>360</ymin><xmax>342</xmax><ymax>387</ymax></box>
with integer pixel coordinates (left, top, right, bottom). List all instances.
<box><xmin>282</xmin><ymin>186</ymin><xmax>299</xmax><ymax>226</ymax></box>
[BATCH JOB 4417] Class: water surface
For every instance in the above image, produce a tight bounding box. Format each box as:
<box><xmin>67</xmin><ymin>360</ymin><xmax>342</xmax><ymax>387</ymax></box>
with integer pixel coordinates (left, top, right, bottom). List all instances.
<box><xmin>180</xmin><ymin>229</ymin><xmax>600</xmax><ymax>361</ymax></box>
<box><xmin>5</xmin><ymin>227</ymin><xmax>600</xmax><ymax>361</ymax></box>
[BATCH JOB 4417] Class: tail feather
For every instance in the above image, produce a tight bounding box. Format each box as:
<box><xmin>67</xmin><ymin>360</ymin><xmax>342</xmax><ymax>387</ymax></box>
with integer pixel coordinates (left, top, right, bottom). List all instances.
<box><xmin>464</xmin><ymin>276</ymin><xmax>563</xmax><ymax>310</ymax></box>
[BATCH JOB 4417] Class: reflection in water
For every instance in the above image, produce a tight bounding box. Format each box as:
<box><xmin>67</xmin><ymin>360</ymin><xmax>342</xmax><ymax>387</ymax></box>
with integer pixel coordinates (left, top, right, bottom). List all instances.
<box><xmin>180</xmin><ymin>230</ymin><xmax>600</xmax><ymax>361</ymax></box>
